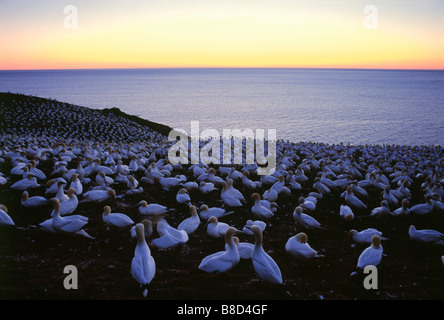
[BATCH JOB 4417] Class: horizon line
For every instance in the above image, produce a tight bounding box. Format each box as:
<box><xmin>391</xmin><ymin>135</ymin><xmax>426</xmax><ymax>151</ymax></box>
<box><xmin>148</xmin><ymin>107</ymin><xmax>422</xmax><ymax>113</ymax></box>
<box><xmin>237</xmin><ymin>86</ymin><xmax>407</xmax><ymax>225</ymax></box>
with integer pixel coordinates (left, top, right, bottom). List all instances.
<box><xmin>1</xmin><ymin>66</ymin><xmax>444</xmax><ymax>72</ymax></box>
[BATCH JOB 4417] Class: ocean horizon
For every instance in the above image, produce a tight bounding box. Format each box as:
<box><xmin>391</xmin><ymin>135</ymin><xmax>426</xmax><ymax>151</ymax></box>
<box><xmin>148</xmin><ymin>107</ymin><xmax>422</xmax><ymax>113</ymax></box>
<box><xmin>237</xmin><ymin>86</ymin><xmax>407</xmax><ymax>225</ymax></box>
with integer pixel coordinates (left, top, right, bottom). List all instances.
<box><xmin>1</xmin><ymin>68</ymin><xmax>443</xmax><ymax>146</ymax></box>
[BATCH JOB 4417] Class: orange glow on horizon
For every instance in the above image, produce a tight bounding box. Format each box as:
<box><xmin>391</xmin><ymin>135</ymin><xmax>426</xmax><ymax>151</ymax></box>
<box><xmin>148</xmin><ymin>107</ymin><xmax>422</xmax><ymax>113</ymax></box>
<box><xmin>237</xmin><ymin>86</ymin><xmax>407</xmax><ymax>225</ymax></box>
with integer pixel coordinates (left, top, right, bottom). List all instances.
<box><xmin>1</xmin><ymin>1</ymin><xmax>443</xmax><ymax>71</ymax></box>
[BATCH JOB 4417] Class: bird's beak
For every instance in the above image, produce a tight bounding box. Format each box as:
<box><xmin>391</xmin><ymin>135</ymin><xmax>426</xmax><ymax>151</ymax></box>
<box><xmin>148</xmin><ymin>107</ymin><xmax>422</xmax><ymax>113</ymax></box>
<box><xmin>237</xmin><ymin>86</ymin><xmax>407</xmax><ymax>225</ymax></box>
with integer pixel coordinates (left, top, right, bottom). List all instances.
<box><xmin>134</xmin><ymin>200</ymin><xmax>144</xmax><ymax>207</ymax></box>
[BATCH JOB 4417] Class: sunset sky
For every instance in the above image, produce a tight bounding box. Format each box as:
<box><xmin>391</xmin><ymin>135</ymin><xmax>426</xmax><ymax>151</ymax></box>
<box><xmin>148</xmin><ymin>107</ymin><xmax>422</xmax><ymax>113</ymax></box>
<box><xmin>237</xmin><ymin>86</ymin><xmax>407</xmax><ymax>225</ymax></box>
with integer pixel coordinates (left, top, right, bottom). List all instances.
<box><xmin>1</xmin><ymin>0</ymin><xmax>443</xmax><ymax>70</ymax></box>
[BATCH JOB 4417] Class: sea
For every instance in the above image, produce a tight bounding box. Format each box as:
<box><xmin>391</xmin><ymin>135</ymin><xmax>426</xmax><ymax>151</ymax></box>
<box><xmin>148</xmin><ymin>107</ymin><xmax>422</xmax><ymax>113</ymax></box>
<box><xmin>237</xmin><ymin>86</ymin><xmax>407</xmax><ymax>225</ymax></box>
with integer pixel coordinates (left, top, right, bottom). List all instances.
<box><xmin>0</xmin><ymin>68</ymin><xmax>443</xmax><ymax>146</ymax></box>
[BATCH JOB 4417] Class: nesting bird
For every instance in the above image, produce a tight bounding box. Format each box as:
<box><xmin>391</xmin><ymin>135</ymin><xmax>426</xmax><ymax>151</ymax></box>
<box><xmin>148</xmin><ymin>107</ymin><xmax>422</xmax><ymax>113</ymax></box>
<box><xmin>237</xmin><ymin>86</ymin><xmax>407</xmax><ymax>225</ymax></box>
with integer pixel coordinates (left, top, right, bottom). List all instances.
<box><xmin>0</xmin><ymin>205</ymin><xmax>14</xmax><ymax>226</ymax></box>
<box><xmin>151</xmin><ymin>217</ymin><xmax>189</xmax><ymax>249</ymax></box>
<box><xmin>285</xmin><ymin>232</ymin><xmax>324</xmax><ymax>259</ymax></box>
<box><xmin>177</xmin><ymin>205</ymin><xmax>201</xmax><ymax>234</ymax></box>
<box><xmin>137</xmin><ymin>201</ymin><xmax>169</xmax><ymax>215</ymax></box>
<box><xmin>348</xmin><ymin>228</ymin><xmax>388</xmax><ymax>245</ymax></box>
<box><xmin>293</xmin><ymin>206</ymin><xmax>325</xmax><ymax>230</ymax></box>
<box><xmin>198</xmin><ymin>227</ymin><xmax>240</xmax><ymax>274</ymax></box>
<box><xmin>102</xmin><ymin>206</ymin><xmax>134</xmax><ymax>228</ymax></box>
<box><xmin>21</xmin><ymin>191</ymin><xmax>48</xmax><ymax>208</ymax></box>
<box><xmin>251</xmin><ymin>193</ymin><xmax>274</xmax><ymax>219</ymax></box>
<box><xmin>408</xmin><ymin>225</ymin><xmax>444</xmax><ymax>245</ymax></box>
<box><xmin>356</xmin><ymin>235</ymin><xmax>383</xmax><ymax>270</ymax></box>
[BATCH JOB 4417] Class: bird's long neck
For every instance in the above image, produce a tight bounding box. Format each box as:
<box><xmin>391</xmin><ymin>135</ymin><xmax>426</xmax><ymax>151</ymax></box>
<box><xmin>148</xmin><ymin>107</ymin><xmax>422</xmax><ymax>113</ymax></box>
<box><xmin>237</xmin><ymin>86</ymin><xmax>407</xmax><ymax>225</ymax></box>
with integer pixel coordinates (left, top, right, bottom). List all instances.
<box><xmin>254</xmin><ymin>232</ymin><xmax>263</xmax><ymax>249</ymax></box>
<box><xmin>225</xmin><ymin>233</ymin><xmax>235</xmax><ymax>248</ymax></box>
<box><xmin>137</xmin><ymin>232</ymin><xmax>146</xmax><ymax>245</ymax></box>
<box><xmin>53</xmin><ymin>204</ymin><xmax>61</xmax><ymax>219</ymax></box>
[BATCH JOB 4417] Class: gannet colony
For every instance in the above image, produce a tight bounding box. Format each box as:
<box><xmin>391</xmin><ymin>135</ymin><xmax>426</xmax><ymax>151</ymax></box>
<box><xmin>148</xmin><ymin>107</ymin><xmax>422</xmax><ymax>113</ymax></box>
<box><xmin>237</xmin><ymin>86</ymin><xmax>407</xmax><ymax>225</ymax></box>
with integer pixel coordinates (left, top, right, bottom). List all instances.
<box><xmin>0</xmin><ymin>92</ymin><xmax>443</xmax><ymax>299</ymax></box>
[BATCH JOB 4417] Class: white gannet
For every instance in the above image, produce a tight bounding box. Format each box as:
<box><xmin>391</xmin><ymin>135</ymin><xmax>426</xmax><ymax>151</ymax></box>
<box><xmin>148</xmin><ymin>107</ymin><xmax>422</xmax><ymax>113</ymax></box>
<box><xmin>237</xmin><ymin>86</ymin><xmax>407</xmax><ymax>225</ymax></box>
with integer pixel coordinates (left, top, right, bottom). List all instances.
<box><xmin>293</xmin><ymin>206</ymin><xmax>325</xmax><ymax>230</ymax></box>
<box><xmin>339</xmin><ymin>204</ymin><xmax>354</xmax><ymax>221</ymax></box>
<box><xmin>126</xmin><ymin>175</ymin><xmax>139</xmax><ymax>190</ymax></box>
<box><xmin>298</xmin><ymin>196</ymin><xmax>316</xmax><ymax>212</ymax></box>
<box><xmin>206</xmin><ymin>216</ymin><xmax>230</xmax><ymax>238</ymax></box>
<box><xmin>0</xmin><ymin>174</ymin><xmax>7</xmax><ymax>185</ymax></box>
<box><xmin>370</xmin><ymin>200</ymin><xmax>394</xmax><ymax>218</ymax></box>
<box><xmin>29</xmin><ymin>160</ymin><xmax>46</xmax><ymax>180</ymax></box>
<box><xmin>94</xmin><ymin>159</ymin><xmax>114</xmax><ymax>175</ymax></box>
<box><xmin>397</xmin><ymin>180</ymin><xmax>412</xmax><ymax>199</ymax></box>
<box><xmin>344</xmin><ymin>186</ymin><xmax>367</xmax><ymax>210</ymax></box>
<box><xmin>21</xmin><ymin>191</ymin><xmax>48</xmax><ymax>208</ymax></box>
<box><xmin>356</xmin><ymin>235</ymin><xmax>383</xmax><ymax>270</ymax></box>
<box><xmin>242</xmin><ymin>219</ymin><xmax>266</xmax><ymax>236</ymax></box>
<box><xmin>409</xmin><ymin>195</ymin><xmax>434</xmax><ymax>216</ymax></box>
<box><xmin>10</xmin><ymin>161</ymin><xmax>27</xmax><ymax>176</ymax></box>
<box><xmin>430</xmin><ymin>194</ymin><xmax>444</xmax><ymax>213</ymax></box>
<box><xmin>320</xmin><ymin>172</ymin><xmax>337</xmax><ymax>189</ymax></box>
<box><xmin>230</xmin><ymin>236</ymin><xmax>254</xmax><ymax>259</ymax></box>
<box><xmin>129</xmin><ymin>155</ymin><xmax>139</xmax><ymax>172</ymax></box>
<box><xmin>242</xmin><ymin>171</ymin><xmax>257</xmax><ymax>190</ymax></box>
<box><xmin>159</xmin><ymin>176</ymin><xmax>182</xmax><ymax>191</ymax></box>
<box><xmin>294</xmin><ymin>166</ymin><xmax>308</xmax><ymax>183</ymax></box>
<box><xmin>50</xmin><ymin>198</ymin><xmax>93</xmax><ymax>239</ymax></box>
<box><xmin>221</xmin><ymin>182</ymin><xmax>243</xmax><ymax>207</ymax></box>
<box><xmin>261</xmin><ymin>174</ymin><xmax>278</xmax><ymax>186</ymax></box>
<box><xmin>95</xmin><ymin>171</ymin><xmax>114</xmax><ymax>188</ymax></box>
<box><xmin>69</xmin><ymin>173</ymin><xmax>83</xmax><ymax>195</ymax></box>
<box><xmin>11</xmin><ymin>173</ymin><xmax>40</xmax><ymax>190</ymax></box>
<box><xmin>408</xmin><ymin>225</ymin><xmax>444</xmax><ymax>245</ymax></box>
<box><xmin>116</xmin><ymin>160</ymin><xmax>130</xmax><ymax>175</ymax></box>
<box><xmin>131</xmin><ymin>223</ymin><xmax>156</xmax><ymax>297</ymax></box>
<box><xmin>271</xmin><ymin>175</ymin><xmax>285</xmax><ymax>194</ymax></box>
<box><xmin>56</xmin><ymin>188</ymin><xmax>79</xmax><ymax>216</ymax></box>
<box><xmin>382</xmin><ymin>185</ymin><xmax>399</xmax><ymax>208</ymax></box>
<box><xmin>313</xmin><ymin>177</ymin><xmax>331</xmax><ymax>196</ymax></box>
<box><xmin>285</xmin><ymin>232</ymin><xmax>324</xmax><ymax>259</ymax></box>
<box><xmin>146</xmin><ymin>162</ymin><xmax>165</xmax><ymax>180</ymax></box>
<box><xmin>250</xmin><ymin>225</ymin><xmax>283</xmax><ymax>284</ymax></box>
<box><xmin>177</xmin><ymin>205</ymin><xmax>201</xmax><ymax>234</ymax></box>
<box><xmin>102</xmin><ymin>206</ymin><xmax>134</xmax><ymax>228</ymax></box>
<box><xmin>286</xmin><ymin>172</ymin><xmax>302</xmax><ymax>190</ymax></box>
<box><xmin>198</xmin><ymin>227</ymin><xmax>240</xmax><ymax>274</ymax></box>
<box><xmin>82</xmin><ymin>188</ymin><xmax>116</xmax><ymax>202</ymax></box>
<box><xmin>349</xmin><ymin>181</ymin><xmax>369</xmax><ymax>199</ymax></box>
<box><xmin>199</xmin><ymin>204</ymin><xmax>233</xmax><ymax>220</ymax></box>
<box><xmin>393</xmin><ymin>199</ymin><xmax>410</xmax><ymax>216</ymax></box>
<box><xmin>45</xmin><ymin>177</ymin><xmax>67</xmax><ymax>195</ymax></box>
<box><xmin>183</xmin><ymin>181</ymin><xmax>198</xmax><ymax>192</ymax></box>
<box><xmin>207</xmin><ymin>168</ymin><xmax>225</xmax><ymax>186</ymax></box>
<box><xmin>199</xmin><ymin>181</ymin><xmax>217</xmax><ymax>194</ymax></box>
<box><xmin>348</xmin><ymin>228</ymin><xmax>388</xmax><ymax>245</ymax></box>
<box><xmin>192</xmin><ymin>163</ymin><xmax>206</xmax><ymax>178</ymax></box>
<box><xmin>55</xmin><ymin>181</ymin><xmax>69</xmax><ymax>203</ymax></box>
<box><xmin>176</xmin><ymin>188</ymin><xmax>191</xmax><ymax>205</ymax></box>
<box><xmin>259</xmin><ymin>199</ymin><xmax>279</xmax><ymax>213</ymax></box>
<box><xmin>126</xmin><ymin>186</ymin><xmax>143</xmax><ymax>195</ymax></box>
<box><xmin>0</xmin><ymin>204</ymin><xmax>14</xmax><ymax>226</ymax></box>
<box><xmin>251</xmin><ymin>193</ymin><xmax>274</xmax><ymax>219</ymax></box>
<box><xmin>130</xmin><ymin>219</ymin><xmax>153</xmax><ymax>240</ymax></box>
<box><xmin>137</xmin><ymin>201</ymin><xmax>170</xmax><ymax>215</ymax></box>
<box><xmin>262</xmin><ymin>188</ymin><xmax>278</xmax><ymax>203</ymax></box>
<box><xmin>151</xmin><ymin>217</ymin><xmax>189</xmax><ymax>249</ymax></box>
<box><xmin>226</xmin><ymin>178</ymin><xmax>245</xmax><ymax>203</ymax></box>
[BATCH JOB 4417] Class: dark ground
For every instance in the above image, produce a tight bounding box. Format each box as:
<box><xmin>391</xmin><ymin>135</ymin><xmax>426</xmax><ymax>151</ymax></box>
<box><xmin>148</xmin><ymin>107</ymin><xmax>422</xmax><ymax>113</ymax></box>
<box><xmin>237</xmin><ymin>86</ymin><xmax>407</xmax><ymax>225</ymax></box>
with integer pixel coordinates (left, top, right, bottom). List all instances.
<box><xmin>1</xmin><ymin>156</ymin><xmax>443</xmax><ymax>300</ymax></box>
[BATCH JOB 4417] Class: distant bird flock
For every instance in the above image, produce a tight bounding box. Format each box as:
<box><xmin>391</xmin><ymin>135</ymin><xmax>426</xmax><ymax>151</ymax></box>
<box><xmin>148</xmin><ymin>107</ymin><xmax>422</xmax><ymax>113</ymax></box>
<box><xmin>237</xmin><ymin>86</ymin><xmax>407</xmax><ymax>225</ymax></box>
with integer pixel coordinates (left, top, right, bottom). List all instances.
<box><xmin>0</xmin><ymin>94</ymin><xmax>443</xmax><ymax>298</ymax></box>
